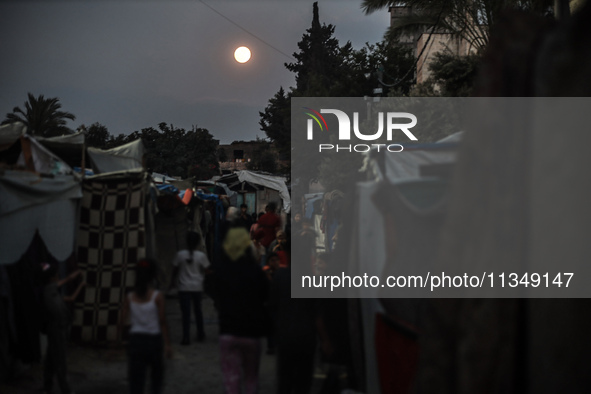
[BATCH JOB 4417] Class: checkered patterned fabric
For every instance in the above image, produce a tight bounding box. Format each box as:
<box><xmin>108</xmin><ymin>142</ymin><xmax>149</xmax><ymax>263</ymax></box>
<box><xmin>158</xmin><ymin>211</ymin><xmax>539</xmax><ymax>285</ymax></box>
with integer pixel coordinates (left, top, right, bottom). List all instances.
<box><xmin>71</xmin><ymin>176</ymin><xmax>146</xmax><ymax>343</ymax></box>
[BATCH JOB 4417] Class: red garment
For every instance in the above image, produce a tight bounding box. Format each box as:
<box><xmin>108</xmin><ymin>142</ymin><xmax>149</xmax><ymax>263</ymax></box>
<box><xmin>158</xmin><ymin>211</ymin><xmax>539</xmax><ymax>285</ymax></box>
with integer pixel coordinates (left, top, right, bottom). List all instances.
<box><xmin>277</xmin><ymin>250</ymin><xmax>289</xmax><ymax>268</ymax></box>
<box><xmin>257</xmin><ymin>212</ymin><xmax>280</xmax><ymax>247</ymax></box>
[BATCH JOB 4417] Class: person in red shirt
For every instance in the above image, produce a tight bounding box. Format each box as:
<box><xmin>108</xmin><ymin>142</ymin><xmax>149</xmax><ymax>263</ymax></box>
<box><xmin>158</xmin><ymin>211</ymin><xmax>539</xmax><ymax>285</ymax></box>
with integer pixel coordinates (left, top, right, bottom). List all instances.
<box><xmin>257</xmin><ymin>202</ymin><xmax>281</xmax><ymax>249</ymax></box>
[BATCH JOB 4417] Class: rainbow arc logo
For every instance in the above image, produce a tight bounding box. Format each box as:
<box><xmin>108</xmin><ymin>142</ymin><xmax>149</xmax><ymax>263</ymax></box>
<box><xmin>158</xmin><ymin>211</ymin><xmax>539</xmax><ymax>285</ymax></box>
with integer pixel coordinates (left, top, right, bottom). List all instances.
<box><xmin>303</xmin><ymin>107</ymin><xmax>328</xmax><ymax>132</ymax></box>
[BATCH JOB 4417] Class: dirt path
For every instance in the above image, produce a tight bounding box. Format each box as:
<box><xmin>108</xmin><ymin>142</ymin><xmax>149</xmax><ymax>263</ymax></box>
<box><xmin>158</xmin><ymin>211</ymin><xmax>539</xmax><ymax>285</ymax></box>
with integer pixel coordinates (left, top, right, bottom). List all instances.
<box><xmin>2</xmin><ymin>296</ymin><xmax>278</xmax><ymax>394</ymax></box>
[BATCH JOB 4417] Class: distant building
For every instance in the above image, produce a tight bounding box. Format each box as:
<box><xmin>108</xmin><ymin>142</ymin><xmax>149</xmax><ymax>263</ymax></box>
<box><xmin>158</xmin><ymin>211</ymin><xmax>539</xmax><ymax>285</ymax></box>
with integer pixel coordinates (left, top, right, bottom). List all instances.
<box><xmin>219</xmin><ymin>161</ymin><xmax>248</xmax><ymax>172</ymax></box>
<box><xmin>218</xmin><ymin>140</ymin><xmax>282</xmax><ymax>174</ymax></box>
<box><xmin>389</xmin><ymin>6</ymin><xmax>426</xmax><ymax>55</ymax></box>
<box><xmin>389</xmin><ymin>6</ymin><xmax>479</xmax><ymax>84</ymax></box>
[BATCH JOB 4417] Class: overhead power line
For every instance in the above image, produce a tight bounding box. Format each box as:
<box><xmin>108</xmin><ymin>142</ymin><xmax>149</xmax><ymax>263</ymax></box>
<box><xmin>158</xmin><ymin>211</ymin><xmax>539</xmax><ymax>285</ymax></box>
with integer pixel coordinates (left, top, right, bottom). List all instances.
<box><xmin>198</xmin><ymin>0</ymin><xmax>296</xmax><ymax>62</ymax></box>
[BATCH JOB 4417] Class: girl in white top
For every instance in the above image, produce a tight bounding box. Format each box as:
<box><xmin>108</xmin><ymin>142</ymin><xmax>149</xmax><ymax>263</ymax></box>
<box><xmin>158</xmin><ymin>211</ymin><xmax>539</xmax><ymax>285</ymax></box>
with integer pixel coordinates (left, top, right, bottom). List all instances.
<box><xmin>120</xmin><ymin>259</ymin><xmax>171</xmax><ymax>394</ymax></box>
<box><xmin>170</xmin><ymin>231</ymin><xmax>211</xmax><ymax>345</ymax></box>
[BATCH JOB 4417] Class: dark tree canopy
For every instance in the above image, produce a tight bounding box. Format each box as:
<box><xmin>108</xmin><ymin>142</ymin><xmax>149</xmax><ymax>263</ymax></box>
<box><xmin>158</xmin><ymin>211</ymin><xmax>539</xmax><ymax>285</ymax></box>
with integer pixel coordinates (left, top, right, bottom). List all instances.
<box><xmin>286</xmin><ymin>2</ymin><xmax>345</xmax><ymax>96</ymax></box>
<box><xmin>83</xmin><ymin>122</ymin><xmax>110</xmax><ymax>148</ymax></box>
<box><xmin>259</xmin><ymin>2</ymin><xmax>415</xmax><ymax>185</ymax></box>
<box><xmin>259</xmin><ymin>87</ymin><xmax>290</xmax><ymax>161</ymax></box>
<box><xmin>246</xmin><ymin>138</ymin><xmax>279</xmax><ymax>174</ymax></box>
<box><xmin>124</xmin><ymin>123</ymin><xmax>219</xmax><ymax>180</ymax></box>
<box><xmin>217</xmin><ymin>147</ymin><xmax>228</xmax><ymax>163</ymax></box>
<box><xmin>428</xmin><ymin>52</ymin><xmax>481</xmax><ymax>97</ymax></box>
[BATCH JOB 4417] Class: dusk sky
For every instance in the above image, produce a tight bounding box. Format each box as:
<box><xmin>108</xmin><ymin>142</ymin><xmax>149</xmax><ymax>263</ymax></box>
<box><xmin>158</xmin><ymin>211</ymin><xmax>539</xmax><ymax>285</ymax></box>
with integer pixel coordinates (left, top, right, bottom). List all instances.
<box><xmin>0</xmin><ymin>1</ymin><xmax>390</xmax><ymax>144</ymax></box>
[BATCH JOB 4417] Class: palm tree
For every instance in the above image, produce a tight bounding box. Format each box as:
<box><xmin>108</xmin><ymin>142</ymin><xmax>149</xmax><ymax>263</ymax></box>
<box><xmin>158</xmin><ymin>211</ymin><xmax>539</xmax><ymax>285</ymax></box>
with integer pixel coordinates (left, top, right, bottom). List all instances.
<box><xmin>2</xmin><ymin>93</ymin><xmax>76</xmax><ymax>137</ymax></box>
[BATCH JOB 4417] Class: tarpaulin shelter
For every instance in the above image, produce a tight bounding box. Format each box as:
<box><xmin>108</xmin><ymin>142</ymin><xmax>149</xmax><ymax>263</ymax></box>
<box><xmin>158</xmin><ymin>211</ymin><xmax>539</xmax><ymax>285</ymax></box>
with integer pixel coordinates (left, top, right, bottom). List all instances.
<box><xmin>0</xmin><ymin>170</ymin><xmax>82</xmax><ymax>366</ymax></box>
<box><xmin>87</xmin><ymin>139</ymin><xmax>145</xmax><ymax>174</ymax></box>
<box><xmin>151</xmin><ymin>172</ymin><xmax>178</xmax><ymax>184</ymax></box>
<box><xmin>36</xmin><ymin>131</ymin><xmax>86</xmax><ymax>170</ymax></box>
<box><xmin>0</xmin><ymin>122</ymin><xmax>83</xmax><ymax>266</ymax></box>
<box><xmin>0</xmin><ymin>171</ymin><xmax>82</xmax><ymax>266</ymax></box>
<box><xmin>1</xmin><ymin>122</ymin><xmax>160</xmax><ymax>346</ymax></box>
<box><xmin>0</xmin><ymin>122</ymin><xmax>83</xmax><ymax>374</ymax></box>
<box><xmin>216</xmin><ymin>170</ymin><xmax>291</xmax><ymax>214</ymax></box>
<box><xmin>196</xmin><ymin>179</ymin><xmax>236</xmax><ymax>199</ymax></box>
<box><xmin>0</xmin><ymin>122</ymin><xmax>26</xmax><ymax>148</ymax></box>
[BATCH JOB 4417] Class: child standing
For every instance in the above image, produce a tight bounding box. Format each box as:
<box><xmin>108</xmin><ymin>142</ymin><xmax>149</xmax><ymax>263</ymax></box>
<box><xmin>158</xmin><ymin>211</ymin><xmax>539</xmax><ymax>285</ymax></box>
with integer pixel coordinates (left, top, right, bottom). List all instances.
<box><xmin>120</xmin><ymin>259</ymin><xmax>172</xmax><ymax>394</ymax></box>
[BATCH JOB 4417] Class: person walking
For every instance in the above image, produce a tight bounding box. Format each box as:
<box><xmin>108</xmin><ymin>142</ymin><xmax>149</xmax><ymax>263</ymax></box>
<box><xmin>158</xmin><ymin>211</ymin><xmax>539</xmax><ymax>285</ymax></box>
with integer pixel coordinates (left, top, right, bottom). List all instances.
<box><xmin>170</xmin><ymin>231</ymin><xmax>211</xmax><ymax>344</ymax></box>
<box><xmin>215</xmin><ymin>228</ymin><xmax>269</xmax><ymax>394</ymax></box>
<box><xmin>236</xmin><ymin>203</ymin><xmax>253</xmax><ymax>231</ymax></box>
<box><xmin>120</xmin><ymin>259</ymin><xmax>172</xmax><ymax>394</ymax></box>
<box><xmin>258</xmin><ymin>202</ymin><xmax>281</xmax><ymax>250</ymax></box>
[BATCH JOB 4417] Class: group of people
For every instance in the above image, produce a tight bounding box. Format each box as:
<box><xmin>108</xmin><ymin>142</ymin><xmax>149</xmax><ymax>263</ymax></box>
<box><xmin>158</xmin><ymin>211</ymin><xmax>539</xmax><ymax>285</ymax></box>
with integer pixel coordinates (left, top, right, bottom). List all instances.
<box><xmin>120</xmin><ymin>201</ymin><xmax>291</xmax><ymax>394</ymax></box>
<box><xmin>40</xmin><ymin>200</ymin><xmax>347</xmax><ymax>394</ymax></box>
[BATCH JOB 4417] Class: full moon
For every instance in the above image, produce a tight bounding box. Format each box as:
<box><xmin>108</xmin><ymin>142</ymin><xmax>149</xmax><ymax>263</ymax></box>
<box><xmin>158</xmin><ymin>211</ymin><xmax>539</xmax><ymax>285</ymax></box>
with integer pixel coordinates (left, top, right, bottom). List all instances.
<box><xmin>234</xmin><ymin>46</ymin><xmax>251</xmax><ymax>63</ymax></box>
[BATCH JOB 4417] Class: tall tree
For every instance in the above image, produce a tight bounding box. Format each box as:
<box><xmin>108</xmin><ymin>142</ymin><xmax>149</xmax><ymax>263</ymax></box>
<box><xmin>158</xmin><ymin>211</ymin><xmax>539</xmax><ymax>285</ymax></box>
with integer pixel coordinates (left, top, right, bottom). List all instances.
<box><xmin>363</xmin><ymin>40</ymin><xmax>416</xmax><ymax>96</ymax></box>
<box><xmin>259</xmin><ymin>87</ymin><xmax>290</xmax><ymax>161</ymax></box>
<box><xmin>260</xmin><ymin>2</ymin><xmax>416</xmax><ymax>190</ymax></box>
<box><xmin>285</xmin><ymin>2</ymin><xmax>385</xmax><ymax>98</ymax></box>
<box><xmin>286</xmin><ymin>2</ymin><xmax>347</xmax><ymax>96</ymax></box>
<box><xmin>2</xmin><ymin>93</ymin><xmax>76</xmax><ymax>137</ymax></box>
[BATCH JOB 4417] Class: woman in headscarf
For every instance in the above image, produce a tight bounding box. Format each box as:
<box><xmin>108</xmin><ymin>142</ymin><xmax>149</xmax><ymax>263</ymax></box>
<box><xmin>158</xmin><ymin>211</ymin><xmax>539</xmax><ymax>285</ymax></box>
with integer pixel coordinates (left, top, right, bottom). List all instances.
<box><xmin>215</xmin><ymin>227</ymin><xmax>269</xmax><ymax>394</ymax></box>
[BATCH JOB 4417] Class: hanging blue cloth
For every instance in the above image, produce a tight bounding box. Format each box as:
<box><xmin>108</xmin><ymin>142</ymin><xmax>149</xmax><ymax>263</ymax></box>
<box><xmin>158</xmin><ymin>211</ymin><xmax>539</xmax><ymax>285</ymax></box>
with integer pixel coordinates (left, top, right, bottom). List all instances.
<box><xmin>156</xmin><ymin>184</ymin><xmax>179</xmax><ymax>194</ymax></box>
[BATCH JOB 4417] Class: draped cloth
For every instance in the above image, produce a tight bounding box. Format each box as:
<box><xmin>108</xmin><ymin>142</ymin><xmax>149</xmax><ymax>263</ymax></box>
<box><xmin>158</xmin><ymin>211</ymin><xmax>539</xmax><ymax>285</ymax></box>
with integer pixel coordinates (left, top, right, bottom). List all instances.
<box><xmin>71</xmin><ymin>173</ymin><xmax>146</xmax><ymax>343</ymax></box>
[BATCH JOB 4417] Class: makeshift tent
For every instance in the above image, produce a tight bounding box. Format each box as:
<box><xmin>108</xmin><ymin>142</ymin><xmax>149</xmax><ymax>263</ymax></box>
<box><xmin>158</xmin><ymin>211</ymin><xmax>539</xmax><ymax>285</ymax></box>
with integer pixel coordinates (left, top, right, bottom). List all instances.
<box><xmin>0</xmin><ymin>122</ymin><xmax>27</xmax><ymax>149</ymax></box>
<box><xmin>0</xmin><ymin>123</ymin><xmax>84</xmax><ymax>374</ymax></box>
<box><xmin>151</xmin><ymin>172</ymin><xmax>178</xmax><ymax>184</ymax></box>
<box><xmin>0</xmin><ymin>171</ymin><xmax>82</xmax><ymax>266</ymax></box>
<box><xmin>0</xmin><ymin>125</ymin><xmax>162</xmax><ymax>349</ymax></box>
<box><xmin>216</xmin><ymin>170</ymin><xmax>290</xmax><ymax>213</ymax></box>
<box><xmin>18</xmin><ymin>135</ymin><xmax>74</xmax><ymax>174</ymax></box>
<box><xmin>196</xmin><ymin>179</ymin><xmax>236</xmax><ymax>198</ymax></box>
<box><xmin>87</xmin><ymin>139</ymin><xmax>145</xmax><ymax>174</ymax></box>
<box><xmin>344</xmin><ymin>138</ymin><xmax>461</xmax><ymax>393</ymax></box>
<box><xmin>0</xmin><ymin>123</ymin><xmax>82</xmax><ymax>266</ymax></box>
<box><xmin>363</xmin><ymin>141</ymin><xmax>458</xmax><ymax>182</ymax></box>
<box><xmin>36</xmin><ymin>131</ymin><xmax>86</xmax><ymax>170</ymax></box>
